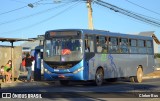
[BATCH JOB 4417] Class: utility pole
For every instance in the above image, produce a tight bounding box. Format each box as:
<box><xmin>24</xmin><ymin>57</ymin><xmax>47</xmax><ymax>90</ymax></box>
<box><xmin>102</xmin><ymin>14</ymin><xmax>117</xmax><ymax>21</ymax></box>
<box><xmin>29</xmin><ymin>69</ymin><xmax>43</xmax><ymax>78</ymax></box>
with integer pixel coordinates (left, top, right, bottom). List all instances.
<box><xmin>87</xmin><ymin>0</ymin><xmax>94</xmax><ymax>30</ymax></box>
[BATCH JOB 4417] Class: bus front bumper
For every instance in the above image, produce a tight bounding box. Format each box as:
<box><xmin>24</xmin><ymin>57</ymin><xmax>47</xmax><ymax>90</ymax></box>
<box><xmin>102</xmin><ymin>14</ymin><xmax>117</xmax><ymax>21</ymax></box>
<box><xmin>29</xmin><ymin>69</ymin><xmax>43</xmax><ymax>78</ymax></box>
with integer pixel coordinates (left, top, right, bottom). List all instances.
<box><xmin>43</xmin><ymin>69</ymin><xmax>84</xmax><ymax>81</ymax></box>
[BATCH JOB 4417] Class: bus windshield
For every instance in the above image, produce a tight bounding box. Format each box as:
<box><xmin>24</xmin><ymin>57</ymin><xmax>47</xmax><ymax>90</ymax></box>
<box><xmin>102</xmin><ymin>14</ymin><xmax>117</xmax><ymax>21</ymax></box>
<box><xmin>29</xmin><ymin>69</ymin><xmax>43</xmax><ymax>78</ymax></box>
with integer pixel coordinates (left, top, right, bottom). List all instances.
<box><xmin>44</xmin><ymin>37</ymin><xmax>83</xmax><ymax>62</ymax></box>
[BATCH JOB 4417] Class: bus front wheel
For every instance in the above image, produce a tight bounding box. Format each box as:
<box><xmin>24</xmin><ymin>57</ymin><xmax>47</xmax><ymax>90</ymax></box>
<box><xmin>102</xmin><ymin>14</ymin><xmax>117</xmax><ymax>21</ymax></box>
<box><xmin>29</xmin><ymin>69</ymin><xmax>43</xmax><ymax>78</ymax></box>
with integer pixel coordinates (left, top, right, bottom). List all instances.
<box><xmin>134</xmin><ymin>67</ymin><xmax>143</xmax><ymax>83</ymax></box>
<box><xmin>60</xmin><ymin>80</ymin><xmax>69</xmax><ymax>86</ymax></box>
<box><xmin>95</xmin><ymin>68</ymin><xmax>104</xmax><ymax>86</ymax></box>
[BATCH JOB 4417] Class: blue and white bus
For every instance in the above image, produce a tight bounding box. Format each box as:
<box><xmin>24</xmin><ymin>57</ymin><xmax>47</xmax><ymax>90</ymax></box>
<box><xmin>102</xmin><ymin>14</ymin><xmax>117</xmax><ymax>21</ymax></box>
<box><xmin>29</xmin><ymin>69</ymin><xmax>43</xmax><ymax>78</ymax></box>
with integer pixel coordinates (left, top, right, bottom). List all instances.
<box><xmin>43</xmin><ymin>29</ymin><xmax>154</xmax><ymax>86</ymax></box>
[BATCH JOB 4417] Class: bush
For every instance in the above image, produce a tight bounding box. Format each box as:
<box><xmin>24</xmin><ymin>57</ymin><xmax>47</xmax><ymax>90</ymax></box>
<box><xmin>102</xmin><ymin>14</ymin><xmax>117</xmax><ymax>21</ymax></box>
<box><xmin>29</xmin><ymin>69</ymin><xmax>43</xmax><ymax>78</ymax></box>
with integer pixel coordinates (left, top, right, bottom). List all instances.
<box><xmin>154</xmin><ymin>53</ymin><xmax>160</xmax><ymax>58</ymax></box>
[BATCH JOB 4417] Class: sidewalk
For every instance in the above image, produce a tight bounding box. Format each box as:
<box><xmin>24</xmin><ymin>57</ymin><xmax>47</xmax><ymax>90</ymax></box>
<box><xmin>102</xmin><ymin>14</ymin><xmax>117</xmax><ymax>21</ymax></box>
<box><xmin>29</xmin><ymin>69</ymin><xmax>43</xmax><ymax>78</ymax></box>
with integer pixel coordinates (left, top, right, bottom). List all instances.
<box><xmin>0</xmin><ymin>72</ymin><xmax>56</xmax><ymax>89</ymax></box>
<box><xmin>143</xmin><ymin>70</ymin><xmax>160</xmax><ymax>79</ymax></box>
<box><xmin>0</xmin><ymin>80</ymin><xmax>56</xmax><ymax>89</ymax></box>
<box><xmin>1</xmin><ymin>70</ymin><xmax>160</xmax><ymax>89</ymax></box>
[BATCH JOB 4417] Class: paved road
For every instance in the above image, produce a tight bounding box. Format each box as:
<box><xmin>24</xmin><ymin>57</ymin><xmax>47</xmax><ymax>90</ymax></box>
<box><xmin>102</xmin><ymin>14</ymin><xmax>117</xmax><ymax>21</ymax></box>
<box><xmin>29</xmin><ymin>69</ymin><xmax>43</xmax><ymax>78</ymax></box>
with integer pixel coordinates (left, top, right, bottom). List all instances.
<box><xmin>0</xmin><ymin>78</ymin><xmax>160</xmax><ymax>101</ymax></box>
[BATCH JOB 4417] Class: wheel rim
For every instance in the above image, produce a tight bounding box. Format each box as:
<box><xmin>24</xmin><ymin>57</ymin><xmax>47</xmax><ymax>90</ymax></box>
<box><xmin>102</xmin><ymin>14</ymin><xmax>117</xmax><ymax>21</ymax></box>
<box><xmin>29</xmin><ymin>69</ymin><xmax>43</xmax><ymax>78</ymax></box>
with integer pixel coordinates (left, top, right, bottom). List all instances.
<box><xmin>96</xmin><ymin>69</ymin><xmax>103</xmax><ymax>86</ymax></box>
<box><xmin>137</xmin><ymin>68</ymin><xmax>143</xmax><ymax>83</ymax></box>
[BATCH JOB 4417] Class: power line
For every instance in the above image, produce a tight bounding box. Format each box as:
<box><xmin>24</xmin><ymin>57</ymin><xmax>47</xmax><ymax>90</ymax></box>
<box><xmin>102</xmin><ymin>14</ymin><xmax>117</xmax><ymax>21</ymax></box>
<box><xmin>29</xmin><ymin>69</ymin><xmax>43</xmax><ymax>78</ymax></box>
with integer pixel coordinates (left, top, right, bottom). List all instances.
<box><xmin>0</xmin><ymin>6</ymin><xmax>28</xmax><ymax>16</ymax></box>
<box><xmin>35</xmin><ymin>0</ymin><xmax>85</xmax><ymax>5</ymax></box>
<box><xmin>0</xmin><ymin>0</ymin><xmax>44</xmax><ymax>16</ymax></box>
<box><xmin>0</xmin><ymin>3</ymin><xmax>71</xmax><ymax>26</ymax></box>
<box><xmin>121</xmin><ymin>0</ymin><xmax>160</xmax><ymax>21</ymax></box>
<box><xmin>0</xmin><ymin>1</ymin><xmax>82</xmax><ymax>35</ymax></box>
<box><xmin>10</xmin><ymin>0</ymin><xmax>28</xmax><ymax>4</ymax></box>
<box><xmin>124</xmin><ymin>0</ymin><xmax>160</xmax><ymax>16</ymax></box>
<box><xmin>95</xmin><ymin>0</ymin><xmax>160</xmax><ymax>27</ymax></box>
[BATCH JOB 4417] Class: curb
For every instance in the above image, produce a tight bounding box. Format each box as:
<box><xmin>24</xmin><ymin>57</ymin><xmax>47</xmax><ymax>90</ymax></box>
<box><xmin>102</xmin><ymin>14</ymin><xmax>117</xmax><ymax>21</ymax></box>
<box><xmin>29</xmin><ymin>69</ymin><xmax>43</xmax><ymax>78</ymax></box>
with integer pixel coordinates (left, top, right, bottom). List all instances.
<box><xmin>0</xmin><ymin>81</ymin><xmax>56</xmax><ymax>89</ymax></box>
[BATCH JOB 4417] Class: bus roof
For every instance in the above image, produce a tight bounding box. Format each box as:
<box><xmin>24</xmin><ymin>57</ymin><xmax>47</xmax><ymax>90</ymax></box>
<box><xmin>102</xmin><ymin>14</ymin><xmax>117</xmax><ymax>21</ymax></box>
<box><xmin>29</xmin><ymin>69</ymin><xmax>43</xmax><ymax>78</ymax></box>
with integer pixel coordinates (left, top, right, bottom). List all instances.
<box><xmin>46</xmin><ymin>29</ymin><xmax>153</xmax><ymax>40</ymax></box>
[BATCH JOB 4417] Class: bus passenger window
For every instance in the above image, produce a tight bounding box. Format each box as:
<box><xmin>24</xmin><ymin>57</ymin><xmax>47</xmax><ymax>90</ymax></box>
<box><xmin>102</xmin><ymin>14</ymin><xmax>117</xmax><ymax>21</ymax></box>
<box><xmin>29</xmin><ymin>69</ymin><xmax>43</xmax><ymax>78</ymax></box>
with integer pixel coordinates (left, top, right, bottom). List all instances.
<box><xmin>96</xmin><ymin>36</ymin><xmax>102</xmax><ymax>53</ymax></box>
<box><xmin>119</xmin><ymin>38</ymin><xmax>128</xmax><ymax>53</ymax></box>
<box><xmin>146</xmin><ymin>40</ymin><xmax>153</xmax><ymax>54</ymax></box>
<box><xmin>85</xmin><ymin>35</ymin><xmax>94</xmax><ymax>52</ymax></box>
<box><xmin>109</xmin><ymin>37</ymin><xmax>118</xmax><ymax>53</ymax></box>
<box><xmin>138</xmin><ymin>40</ymin><xmax>147</xmax><ymax>54</ymax></box>
<box><xmin>96</xmin><ymin>36</ymin><xmax>107</xmax><ymax>53</ymax></box>
<box><xmin>130</xmin><ymin>39</ymin><xmax>138</xmax><ymax>53</ymax></box>
<box><xmin>85</xmin><ymin>40</ymin><xmax>89</xmax><ymax>52</ymax></box>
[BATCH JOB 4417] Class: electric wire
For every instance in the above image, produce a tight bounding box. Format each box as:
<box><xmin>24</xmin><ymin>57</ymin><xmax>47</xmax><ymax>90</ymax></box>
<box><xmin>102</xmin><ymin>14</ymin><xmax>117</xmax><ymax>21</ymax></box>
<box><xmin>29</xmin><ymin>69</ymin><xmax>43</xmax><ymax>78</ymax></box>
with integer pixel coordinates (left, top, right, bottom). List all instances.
<box><xmin>125</xmin><ymin>0</ymin><xmax>160</xmax><ymax>16</ymax></box>
<box><xmin>95</xmin><ymin>0</ymin><xmax>160</xmax><ymax>27</ymax></box>
<box><xmin>0</xmin><ymin>0</ymin><xmax>44</xmax><ymax>16</ymax></box>
<box><xmin>0</xmin><ymin>1</ymin><xmax>82</xmax><ymax>35</ymax></box>
<box><xmin>0</xmin><ymin>3</ymin><xmax>72</xmax><ymax>26</ymax></box>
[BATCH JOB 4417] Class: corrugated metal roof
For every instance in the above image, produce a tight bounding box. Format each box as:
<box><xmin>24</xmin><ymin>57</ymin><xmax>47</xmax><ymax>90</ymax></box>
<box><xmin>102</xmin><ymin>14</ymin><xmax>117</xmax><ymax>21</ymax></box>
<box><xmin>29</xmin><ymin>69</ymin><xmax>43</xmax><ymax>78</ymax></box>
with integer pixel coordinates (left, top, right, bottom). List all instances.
<box><xmin>0</xmin><ymin>37</ymin><xmax>33</xmax><ymax>42</ymax></box>
<box><xmin>138</xmin><ymin>31</ymin><xmax>160</xmax><ymax>45</ymax></box>
<box><xmin>139</xmin><ymin>31</ymin><xmax>155</xmax><ymax>37</ymax></box>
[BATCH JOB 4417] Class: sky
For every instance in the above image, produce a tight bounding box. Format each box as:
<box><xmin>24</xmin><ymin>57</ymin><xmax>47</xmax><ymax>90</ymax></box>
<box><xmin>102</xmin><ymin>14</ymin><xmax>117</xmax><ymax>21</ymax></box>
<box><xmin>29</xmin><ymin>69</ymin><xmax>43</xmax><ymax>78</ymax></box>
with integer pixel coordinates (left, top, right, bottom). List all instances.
<box><xmin>0</xmin><ymin>0</ymin><xmax>160</xmax><ymax>46</ymax></box>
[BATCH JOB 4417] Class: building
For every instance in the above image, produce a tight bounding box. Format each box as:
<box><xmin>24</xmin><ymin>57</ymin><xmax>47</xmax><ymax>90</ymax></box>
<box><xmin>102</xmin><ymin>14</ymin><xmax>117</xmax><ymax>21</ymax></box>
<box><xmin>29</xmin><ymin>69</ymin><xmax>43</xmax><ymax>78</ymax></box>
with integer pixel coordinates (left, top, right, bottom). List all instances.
<box><xmin>20</xmin><ymin>35</ymin><xmax>44</xmax><ymax>54</ymax></box>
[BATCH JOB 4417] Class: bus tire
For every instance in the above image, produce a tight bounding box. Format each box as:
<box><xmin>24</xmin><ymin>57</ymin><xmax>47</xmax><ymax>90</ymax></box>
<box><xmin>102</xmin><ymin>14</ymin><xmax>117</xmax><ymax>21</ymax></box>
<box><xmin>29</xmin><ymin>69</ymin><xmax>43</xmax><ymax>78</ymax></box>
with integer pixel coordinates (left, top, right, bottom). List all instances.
<box><xmin>95</xmin><ymin>68</ymin><xmax>104</xmax><ymax>86</ymax></box>
<box><xmin>60</xmin><ymin>80</ymin><xmax>69</xmax><ymax>86</ymax></box>
<box><xmin>134</xmin><ymin>67</ymin><xmax>143</xmax><ymax>83</ymax></box>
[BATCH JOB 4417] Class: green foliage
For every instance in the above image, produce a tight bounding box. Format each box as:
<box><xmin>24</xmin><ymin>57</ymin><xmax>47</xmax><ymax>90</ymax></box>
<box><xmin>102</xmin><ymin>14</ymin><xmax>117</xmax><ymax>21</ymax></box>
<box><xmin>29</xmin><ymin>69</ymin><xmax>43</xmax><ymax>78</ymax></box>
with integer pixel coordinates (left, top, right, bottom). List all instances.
<box><xmin>154</xmin><ymin>53</ymin><xmax>160</xmax><ymax>58</ymax></box>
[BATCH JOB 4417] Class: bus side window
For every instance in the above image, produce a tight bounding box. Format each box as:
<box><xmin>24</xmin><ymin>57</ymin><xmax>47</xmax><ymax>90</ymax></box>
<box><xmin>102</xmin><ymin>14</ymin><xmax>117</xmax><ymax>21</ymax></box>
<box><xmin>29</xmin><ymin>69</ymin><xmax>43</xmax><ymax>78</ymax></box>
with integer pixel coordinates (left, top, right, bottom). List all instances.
<box><xmin>85</xmin><ymin>35</ymin><xmax>94</xmax><ymax>52</ymax></box>
<box><xmin>146</xmin><ymin>40</ymin><xmax>153</xmax><ymax>54</ymax></box>
<box><xmin>96</xmin><ymin>36</ymin><xmax>107</xmax><ymax>53</ymax></box>
<box><xmin>138</xmin><ymin>40</ymin><xmax>147</xmax><ymax>54</ymax></box>
<box><xmin>96</xmin><ymin>36</ymin><xmax>102</xmax><ymax>53</ymax></box>
<box><xmin>109</xmin><ymin>37</ymin><xmax>118</xmax><ymax>53</ymax></box>
<box><xmin>85</xmin><ymin>39</ymin><xmax>90</xmax><ymax>52</ymax></box>
<box><xmin>130</xmin><ymin>39</ymin><xmax>138</xmax><ymax>53</ymax></box>
<box><xmin>119</xmin><ymin>38</ymin><xmax>129</xmax><ymax>53</ymax></box>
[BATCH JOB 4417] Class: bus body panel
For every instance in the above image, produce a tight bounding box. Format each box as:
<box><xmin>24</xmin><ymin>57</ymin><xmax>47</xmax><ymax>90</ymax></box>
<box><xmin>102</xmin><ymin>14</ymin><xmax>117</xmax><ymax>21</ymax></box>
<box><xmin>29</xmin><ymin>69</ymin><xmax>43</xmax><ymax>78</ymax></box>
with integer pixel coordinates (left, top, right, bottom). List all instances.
<box><xmin>88</xmin><ymin>54</ymin><xmax>154</xmax><ymax>80</ymax></box>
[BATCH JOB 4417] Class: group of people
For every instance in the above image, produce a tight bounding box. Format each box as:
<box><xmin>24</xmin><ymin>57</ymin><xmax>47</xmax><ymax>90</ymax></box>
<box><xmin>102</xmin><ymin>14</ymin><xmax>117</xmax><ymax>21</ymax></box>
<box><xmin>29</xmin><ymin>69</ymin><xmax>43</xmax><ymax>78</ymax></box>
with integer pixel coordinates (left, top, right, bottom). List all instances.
<box><xmin>0</xmin><ymin>53</ymin><xmax>34</xmax><ymax>83</ymax></box>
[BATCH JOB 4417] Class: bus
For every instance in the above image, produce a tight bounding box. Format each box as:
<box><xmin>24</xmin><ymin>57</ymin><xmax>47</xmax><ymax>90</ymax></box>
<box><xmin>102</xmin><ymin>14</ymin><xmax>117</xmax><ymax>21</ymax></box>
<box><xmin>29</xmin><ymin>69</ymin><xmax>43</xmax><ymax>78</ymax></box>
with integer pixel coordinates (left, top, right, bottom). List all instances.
<box><xmin>43</xmin><ymin>29</ymin><xmax>154</xmax><ymax>86</ymax></box>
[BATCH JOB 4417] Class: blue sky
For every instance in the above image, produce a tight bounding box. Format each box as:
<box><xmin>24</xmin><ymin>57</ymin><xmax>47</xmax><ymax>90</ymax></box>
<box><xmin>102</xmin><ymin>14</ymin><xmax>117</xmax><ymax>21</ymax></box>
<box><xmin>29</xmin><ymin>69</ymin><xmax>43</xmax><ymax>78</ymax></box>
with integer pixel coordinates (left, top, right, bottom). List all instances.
<box><xmin>0</xmin><ymin>0</ymin><xmax>160</xmax><ymax>45</ymax></box>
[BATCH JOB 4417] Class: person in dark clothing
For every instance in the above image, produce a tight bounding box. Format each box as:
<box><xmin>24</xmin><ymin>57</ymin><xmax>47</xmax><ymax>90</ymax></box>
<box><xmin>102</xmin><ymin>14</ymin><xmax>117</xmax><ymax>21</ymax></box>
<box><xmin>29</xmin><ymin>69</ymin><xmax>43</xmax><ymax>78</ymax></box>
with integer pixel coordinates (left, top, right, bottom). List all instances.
<box><xmin>25</xmin><ymin>53</ymin><xmax>34</xmax><ymax>82</ymax></box>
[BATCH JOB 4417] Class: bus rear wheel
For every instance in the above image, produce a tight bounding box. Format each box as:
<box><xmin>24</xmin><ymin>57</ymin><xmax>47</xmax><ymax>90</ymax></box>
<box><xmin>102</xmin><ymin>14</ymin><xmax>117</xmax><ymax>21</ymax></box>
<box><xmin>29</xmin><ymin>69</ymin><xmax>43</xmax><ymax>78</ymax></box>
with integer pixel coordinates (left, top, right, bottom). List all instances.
<box><xmin>60</xmin><ymin>80</ymin><xmax>69</xmax><ymax>86</ymax></box>
<box><xmin>95</xmin><ymin>68</ymin><xmax>104</xmax><ymax>86</ymax></box>
<box><xmin>134</xmin><ymin>67</ymin><xmax>143</xmax><ymax>83</ymax></box>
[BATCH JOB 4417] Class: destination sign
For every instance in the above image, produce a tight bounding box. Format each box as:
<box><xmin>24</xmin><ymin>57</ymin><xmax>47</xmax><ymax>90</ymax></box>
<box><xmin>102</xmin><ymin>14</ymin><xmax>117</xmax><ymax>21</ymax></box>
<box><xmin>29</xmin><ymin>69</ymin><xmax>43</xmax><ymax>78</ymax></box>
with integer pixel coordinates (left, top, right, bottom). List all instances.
<box><xmin>46</xmin><ymin>31</ymin><xmax>80</xmax><ymax>38</ymax></box>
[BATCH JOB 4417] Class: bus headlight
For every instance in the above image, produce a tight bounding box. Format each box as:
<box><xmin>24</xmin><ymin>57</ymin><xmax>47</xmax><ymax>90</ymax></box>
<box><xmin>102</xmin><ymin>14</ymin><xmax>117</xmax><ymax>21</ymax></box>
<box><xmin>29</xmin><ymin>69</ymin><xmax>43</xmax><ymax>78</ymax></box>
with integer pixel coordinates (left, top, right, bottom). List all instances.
<box><xmin>73</xmin><ymin>67</ymin><xmax>84</xmax><ymax>74</ymax></box>
<box><xmin>44</xmin><ymin>69</ymin><xmax>52</xmax><ymax>74</ymax></box>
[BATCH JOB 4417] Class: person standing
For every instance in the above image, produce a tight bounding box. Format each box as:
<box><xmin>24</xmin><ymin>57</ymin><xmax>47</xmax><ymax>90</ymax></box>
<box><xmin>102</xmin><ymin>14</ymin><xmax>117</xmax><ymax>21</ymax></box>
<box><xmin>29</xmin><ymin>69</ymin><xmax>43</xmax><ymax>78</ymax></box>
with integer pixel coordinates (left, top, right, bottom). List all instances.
<box><xmin>25</xmin><ymin>53</ymin><xmax>34</xmax><ymax>82</ymax></box>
